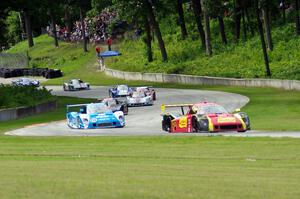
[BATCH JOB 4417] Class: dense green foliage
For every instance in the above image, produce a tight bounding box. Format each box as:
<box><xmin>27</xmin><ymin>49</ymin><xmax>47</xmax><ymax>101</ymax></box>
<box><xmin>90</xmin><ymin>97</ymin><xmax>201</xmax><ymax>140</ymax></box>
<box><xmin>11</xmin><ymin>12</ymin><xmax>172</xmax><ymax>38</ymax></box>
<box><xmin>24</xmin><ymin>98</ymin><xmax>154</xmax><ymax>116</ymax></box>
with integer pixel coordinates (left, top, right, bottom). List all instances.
<box><xmin>109</xmin><ymin>21</ymin><xmax>300</xmax><ymax>79</ymax></box>
<box><xmin>0</xmin><ymin>136</ymin><xmax>299</xmax><ymax>199</ymax></box>
<box><xmin>0</xmin><ymin>85</ymin><xmax>53</xmax><ymax>109</ymax></box>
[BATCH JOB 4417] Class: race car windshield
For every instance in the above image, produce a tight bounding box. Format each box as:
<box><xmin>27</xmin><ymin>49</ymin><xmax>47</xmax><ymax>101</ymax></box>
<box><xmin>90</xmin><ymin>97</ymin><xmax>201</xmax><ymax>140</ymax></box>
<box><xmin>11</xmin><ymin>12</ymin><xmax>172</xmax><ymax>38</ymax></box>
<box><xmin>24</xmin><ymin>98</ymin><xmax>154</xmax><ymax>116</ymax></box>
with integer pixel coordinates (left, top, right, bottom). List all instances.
<box><xmin>132</xmin><ymin>92</ymin><xmax>145</xmax><ymax>98</ymax></box>
<box><xmin>117</xmin><ymin>85</ymin><xmax>128</xmax><ymax>91</ymax></box>
<box><xmin>198</xmin><ymin>105</ymin><xmax>228</xmax><ymax>114</ymax></box>
<box><xmin>87</xmin><ymin>103</ymin><xmax>110</xmax><ymax>114</ymax></box>
<box><xmin>106</xmin><ymin>100</ymin><xmax>117</xmax><ymax>106</ymax></box>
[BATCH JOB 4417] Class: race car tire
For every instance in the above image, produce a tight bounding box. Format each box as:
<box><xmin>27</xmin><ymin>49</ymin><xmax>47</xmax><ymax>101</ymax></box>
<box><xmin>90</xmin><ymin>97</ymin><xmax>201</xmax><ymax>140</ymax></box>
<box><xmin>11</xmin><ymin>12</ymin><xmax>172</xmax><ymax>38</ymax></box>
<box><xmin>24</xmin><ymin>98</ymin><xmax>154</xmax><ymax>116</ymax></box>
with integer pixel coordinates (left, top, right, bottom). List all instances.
<box><xmin>152</xmin><ymin>92</ymin><xmax>156</xmax><ymax>101</ymax></box>
<box><xmin>198</xmin><ymin>118</ymin><xmax>209</xmax><ymax>132</ymax></box>
<box><xmin>162</xmin><ymin>115</ymin><xmax>172</xmax><ymax>132</ymax></box>
<box><xmin>63</xmin><ymin>85</ymin><xmax>67</xmax><ymax>91</ymax></box>
<box><xmin>192</xmin><ymin>116</ymin><xmax>199</xmax><ymax>132</ymax></box>
<box><xmin>121</xmin><ymin>105</ymin><xmax>129</xmax><ymax>115</ymax></box>
<box><xmin>69</xmin><ymin>85</ymin><xmax>74</xmax><ymax>91</ymax></box>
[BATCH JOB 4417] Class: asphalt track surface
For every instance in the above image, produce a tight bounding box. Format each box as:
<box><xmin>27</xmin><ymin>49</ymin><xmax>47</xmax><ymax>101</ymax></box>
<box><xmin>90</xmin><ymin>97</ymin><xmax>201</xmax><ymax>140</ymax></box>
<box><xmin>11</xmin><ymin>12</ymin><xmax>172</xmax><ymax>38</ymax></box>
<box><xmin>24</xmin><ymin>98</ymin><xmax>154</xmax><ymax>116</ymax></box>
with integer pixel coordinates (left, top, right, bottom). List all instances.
<box><xmin>5</xmin><ymin>86</ymin><xmax>300</xmax><ymax>138</ymax></box>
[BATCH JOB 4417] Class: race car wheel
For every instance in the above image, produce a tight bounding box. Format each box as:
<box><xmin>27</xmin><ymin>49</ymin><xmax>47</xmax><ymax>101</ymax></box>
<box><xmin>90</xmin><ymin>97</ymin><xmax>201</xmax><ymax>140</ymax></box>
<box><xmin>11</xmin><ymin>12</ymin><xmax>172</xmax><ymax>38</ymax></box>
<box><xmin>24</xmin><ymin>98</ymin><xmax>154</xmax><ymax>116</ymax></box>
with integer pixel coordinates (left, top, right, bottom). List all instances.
<box><xmin>69</xmin><ymin>85</ymin><xmax>74</xmax><ymax>91</ymax></box>
<box><xmin>122</xmin><ymin>105</ymin><xmax>129</xmax><ymax>115</ymax></box>
<box><xmin>162</xmin><ymin>115</ymin><xmax>172</xmax><ymax>132</ymax></box>
<box><xmin>192</xmin><ymin>116</ymin><xmax>199</xmax><ymax>132</ymax></box>
<box><xmin>198</xmin><ymin>119</ymin><xmax>209</xmax><ymax>132</ymax></box>
<box><xmin>63</xmin><ymin>85</ymin><xmax>67</xmax><ymax>91</ymax></box>
<box><xmin>152</xmin><ymin>92</ymin><xmax>156</xmax><ymax>101</ymax></box>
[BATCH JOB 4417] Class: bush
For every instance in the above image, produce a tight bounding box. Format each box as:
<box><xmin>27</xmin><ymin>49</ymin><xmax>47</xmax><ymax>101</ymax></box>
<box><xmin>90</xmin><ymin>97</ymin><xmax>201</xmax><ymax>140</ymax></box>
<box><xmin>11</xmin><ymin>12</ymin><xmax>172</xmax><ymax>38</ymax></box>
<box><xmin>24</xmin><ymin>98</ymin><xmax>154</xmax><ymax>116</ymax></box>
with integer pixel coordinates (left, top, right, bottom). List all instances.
<box><xmin>0</xmin><ymin>85</ymin><xmax>54</xmax><ymax>109</ymax></box>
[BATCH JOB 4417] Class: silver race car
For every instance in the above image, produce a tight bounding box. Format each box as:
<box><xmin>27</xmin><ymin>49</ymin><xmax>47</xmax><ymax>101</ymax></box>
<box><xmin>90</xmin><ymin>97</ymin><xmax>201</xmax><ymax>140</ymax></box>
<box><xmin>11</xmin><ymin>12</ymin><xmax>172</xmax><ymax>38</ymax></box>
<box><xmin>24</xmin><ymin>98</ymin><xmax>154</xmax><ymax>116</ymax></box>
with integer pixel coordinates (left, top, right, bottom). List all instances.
<box><xmin>126</xmin><ymin>91</ymin><xmax>153</xmax><ymax>106</ymax></box>
<box><xmin>63</xmin><ymin>79</ymin><xmax>90</xmax><ymax>91</ymax></box>
<box><xmin>11</xmin><ymin>78</ymin><xmax>40</xmax><ymax>87</ymax></box>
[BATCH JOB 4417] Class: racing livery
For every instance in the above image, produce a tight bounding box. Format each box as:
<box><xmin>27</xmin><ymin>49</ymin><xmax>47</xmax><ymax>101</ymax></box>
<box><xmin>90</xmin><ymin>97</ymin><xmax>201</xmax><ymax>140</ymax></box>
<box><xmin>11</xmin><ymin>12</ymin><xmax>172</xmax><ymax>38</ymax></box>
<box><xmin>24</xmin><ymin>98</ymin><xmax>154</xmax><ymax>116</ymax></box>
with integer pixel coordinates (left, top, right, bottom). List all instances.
<box><xmin>161</xmin><ymin>102</ymin><xmax>250</xmax><ymax>133</ymax></box>
<box><xmin>126</xmin><ymin>91</ymin><xmax>153</xmax><ymax>106</ymax></box>
<box><xmin>109</xmin><ymin>85</ymin><xmax>133</xmax><ymax>98</ymax></box>
<box><xmin>135</xmin><ymin>86</ymin><xmax>156</xmax><ymax>100</ymax></box>
<box><xmin>11</xmin><ymin>78</ymin><xmax>40</xmax><ymax>87</ymax></box>
<box><xmin>66</xmin><ymin>103</ymin><xmax>125</xmax><ymax>129</ymax></box>
<box><xmin>63</xmin><ymin>79</ymin><xmax>90</xmax><ymax>91</ymax></box>
<box><xmin>99</xmin><ymin>98</ymin><xmax>129</xmax><ymax>115</ymax></box>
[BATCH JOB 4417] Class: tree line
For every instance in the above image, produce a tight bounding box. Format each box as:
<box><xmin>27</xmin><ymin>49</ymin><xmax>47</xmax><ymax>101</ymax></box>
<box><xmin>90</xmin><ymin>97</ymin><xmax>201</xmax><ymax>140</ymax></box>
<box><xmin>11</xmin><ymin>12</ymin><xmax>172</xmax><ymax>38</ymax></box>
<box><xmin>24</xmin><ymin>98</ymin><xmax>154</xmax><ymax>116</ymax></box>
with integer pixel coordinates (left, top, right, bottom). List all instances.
<box><xmin>1</xmin><ymin>0</ymin><xmax>300</xmax><ymax>77</ymax></box>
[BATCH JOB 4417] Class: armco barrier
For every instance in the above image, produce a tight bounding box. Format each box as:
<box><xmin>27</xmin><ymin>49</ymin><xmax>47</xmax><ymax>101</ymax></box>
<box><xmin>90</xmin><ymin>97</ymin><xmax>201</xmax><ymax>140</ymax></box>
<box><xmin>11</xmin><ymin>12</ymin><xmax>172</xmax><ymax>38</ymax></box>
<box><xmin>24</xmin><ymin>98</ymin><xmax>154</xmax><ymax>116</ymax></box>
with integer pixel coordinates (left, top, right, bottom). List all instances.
<box><xmin>104</xmin><ymin>67</ymin><xmax>300</xmax><ymax>91</ymax></box>
<box><xmin>0</xmin><ymin>100</ymin><xmax>57</xmax><ymax>122</ymax></box>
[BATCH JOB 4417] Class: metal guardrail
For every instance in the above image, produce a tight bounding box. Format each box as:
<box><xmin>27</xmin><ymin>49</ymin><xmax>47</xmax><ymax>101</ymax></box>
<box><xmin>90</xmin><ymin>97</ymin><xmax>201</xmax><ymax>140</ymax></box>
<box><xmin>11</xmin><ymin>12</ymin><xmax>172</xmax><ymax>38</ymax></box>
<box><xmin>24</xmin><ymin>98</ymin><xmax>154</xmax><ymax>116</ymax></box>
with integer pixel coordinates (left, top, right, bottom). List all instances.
<box><xmin>0</xmin><ymin>52</ymin><xmax>29</xmax><ymax>68</ymax></box>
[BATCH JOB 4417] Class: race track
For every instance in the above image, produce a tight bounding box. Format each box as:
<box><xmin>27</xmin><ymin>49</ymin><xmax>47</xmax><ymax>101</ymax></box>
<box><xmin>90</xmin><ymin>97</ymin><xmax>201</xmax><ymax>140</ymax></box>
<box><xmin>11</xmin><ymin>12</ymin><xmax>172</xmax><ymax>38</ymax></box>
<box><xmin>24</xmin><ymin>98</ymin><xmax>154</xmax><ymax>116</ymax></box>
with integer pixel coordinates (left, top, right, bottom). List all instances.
<box><xmin>5</xmin><ymin>86</ymin><xmax>249</xmax><ymax>136</ymax></box>
<box><xmin>5</xmin><ymin>86</ymin><xmax>300</xmax><ymax>138</ymax></box>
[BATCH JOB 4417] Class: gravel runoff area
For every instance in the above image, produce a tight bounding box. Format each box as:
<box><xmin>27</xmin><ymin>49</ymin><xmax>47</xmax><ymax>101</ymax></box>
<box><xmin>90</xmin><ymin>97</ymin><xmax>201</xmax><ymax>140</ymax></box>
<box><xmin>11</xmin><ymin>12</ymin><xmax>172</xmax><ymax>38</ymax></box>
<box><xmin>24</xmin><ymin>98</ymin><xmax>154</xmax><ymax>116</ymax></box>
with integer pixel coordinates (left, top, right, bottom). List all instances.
<box><xmin>4</xmin><ymin>86</ymin><xmax>300</xmax><ymax>138</ymax></box>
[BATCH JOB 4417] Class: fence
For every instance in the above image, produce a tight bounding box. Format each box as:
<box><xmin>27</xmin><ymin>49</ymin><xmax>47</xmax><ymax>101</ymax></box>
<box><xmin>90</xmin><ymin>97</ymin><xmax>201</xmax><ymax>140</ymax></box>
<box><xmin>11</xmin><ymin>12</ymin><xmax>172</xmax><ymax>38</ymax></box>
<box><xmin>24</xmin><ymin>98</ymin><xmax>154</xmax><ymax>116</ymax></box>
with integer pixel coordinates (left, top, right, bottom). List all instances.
<box><xmin>104</xmin><ymin>67</ymin><xmax>300</xmax><ymax>91</ymax></box>
<box><xmin>0</xmin><ymin>52</ymin><xmax>29</xmax><ymax>68</ymax></box>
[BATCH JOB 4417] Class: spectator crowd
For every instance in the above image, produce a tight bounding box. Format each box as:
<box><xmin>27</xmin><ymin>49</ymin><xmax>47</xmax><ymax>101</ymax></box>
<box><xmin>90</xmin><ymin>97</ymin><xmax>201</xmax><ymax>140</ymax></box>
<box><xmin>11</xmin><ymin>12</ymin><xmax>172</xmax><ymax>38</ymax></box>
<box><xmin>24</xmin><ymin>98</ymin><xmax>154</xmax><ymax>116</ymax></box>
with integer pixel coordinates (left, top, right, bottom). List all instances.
<box><xmin>47</xmin><ymin>8</ymin><xmax>117</xmax><ymax>44</ymax></box>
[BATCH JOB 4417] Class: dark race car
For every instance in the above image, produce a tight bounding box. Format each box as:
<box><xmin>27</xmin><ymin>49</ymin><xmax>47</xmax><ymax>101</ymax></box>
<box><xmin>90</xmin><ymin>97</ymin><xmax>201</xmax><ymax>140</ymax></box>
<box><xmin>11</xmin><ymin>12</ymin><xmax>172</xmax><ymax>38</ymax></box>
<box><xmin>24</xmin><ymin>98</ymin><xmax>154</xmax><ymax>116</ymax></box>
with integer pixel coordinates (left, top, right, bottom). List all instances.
<box><xmin>161</xmin><ymin>102</ymin><xmax>250</xmax><ymax>133</ymax></box>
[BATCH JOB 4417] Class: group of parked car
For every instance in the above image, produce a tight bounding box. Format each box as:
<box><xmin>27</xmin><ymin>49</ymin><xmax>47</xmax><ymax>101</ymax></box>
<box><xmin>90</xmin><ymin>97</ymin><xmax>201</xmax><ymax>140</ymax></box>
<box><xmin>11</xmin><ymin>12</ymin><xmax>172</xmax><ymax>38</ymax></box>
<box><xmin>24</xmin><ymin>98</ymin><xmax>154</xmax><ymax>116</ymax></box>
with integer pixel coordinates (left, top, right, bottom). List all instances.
<box><xmin>0</xmin><ymin>67</ymin><xmax>63</xmax><ymax>79</ymax></box>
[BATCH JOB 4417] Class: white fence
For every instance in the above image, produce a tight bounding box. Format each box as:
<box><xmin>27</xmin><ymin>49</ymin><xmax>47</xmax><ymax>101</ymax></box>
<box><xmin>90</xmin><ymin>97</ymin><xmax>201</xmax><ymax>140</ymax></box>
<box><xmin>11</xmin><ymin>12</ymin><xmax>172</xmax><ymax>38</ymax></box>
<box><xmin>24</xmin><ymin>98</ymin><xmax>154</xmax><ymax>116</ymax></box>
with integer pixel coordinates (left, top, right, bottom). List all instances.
<box><xmin>104</xmin><ymin>67</ymin><xmax>300</xmax><ymax>91</ymax></box>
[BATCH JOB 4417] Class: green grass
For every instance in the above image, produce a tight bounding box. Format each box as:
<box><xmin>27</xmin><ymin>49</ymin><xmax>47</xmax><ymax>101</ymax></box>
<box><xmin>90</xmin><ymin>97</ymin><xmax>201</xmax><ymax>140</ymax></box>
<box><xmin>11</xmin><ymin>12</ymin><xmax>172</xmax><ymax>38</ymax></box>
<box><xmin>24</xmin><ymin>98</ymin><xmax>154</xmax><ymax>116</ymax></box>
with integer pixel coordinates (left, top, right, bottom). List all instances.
<box><xmin>0</xmin><ymin>136</ymin><xmax>299</xmax><ymax>199</ymax></box>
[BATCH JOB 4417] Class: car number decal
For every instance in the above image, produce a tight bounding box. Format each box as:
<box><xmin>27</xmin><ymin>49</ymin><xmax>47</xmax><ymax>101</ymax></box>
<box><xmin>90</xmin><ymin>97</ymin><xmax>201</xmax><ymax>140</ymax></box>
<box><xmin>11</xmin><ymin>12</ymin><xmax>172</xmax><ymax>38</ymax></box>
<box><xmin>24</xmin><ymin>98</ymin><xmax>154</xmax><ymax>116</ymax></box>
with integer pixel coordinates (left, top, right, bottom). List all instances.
<box><xmin>179</xmin><ymin>117</ymin><xmax>188</xmax><ymax>128</ymax></box>
<box><xmin>218</xmin><ymin>117</ymin><xmax>236</xmax><ymax>123</ymax></box>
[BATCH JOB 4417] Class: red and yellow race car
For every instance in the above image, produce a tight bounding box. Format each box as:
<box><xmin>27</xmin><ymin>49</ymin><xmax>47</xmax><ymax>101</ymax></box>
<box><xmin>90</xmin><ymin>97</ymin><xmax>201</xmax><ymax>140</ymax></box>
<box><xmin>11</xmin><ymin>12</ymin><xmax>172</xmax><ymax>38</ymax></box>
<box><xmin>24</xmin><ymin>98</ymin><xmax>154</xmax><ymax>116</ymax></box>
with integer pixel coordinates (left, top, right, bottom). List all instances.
<box><xmin>161</xmin><ymin>102</ymin><xmax>250</xmax><ymax>133</ymax></box>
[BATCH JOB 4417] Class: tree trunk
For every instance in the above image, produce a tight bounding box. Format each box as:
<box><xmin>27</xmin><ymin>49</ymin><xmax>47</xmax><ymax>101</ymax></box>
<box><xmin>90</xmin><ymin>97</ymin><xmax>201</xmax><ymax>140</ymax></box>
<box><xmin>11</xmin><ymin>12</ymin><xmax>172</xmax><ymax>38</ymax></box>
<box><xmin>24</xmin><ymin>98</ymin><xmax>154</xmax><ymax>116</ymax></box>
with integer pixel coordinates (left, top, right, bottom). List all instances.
<box><xmin>23</xmin><ymin>10</ymin><xmax>34</xmax><ymax>47</ymax></box>
<box><xmin>234</xmin><ymin>0</ymin><xmax>242</xmax><ymax>42</ymax></box>
<box><xmin>218</xmin><ymin>16</ymin><xmax>227</xmax><ymax>45</ymax></box>
<box><xmin>64</xmin><ymin>4</ymin><xmax>72</xmax><ymax>40</ymax></box>
<box><xmin>296</xmin><ymin>0</ymin><xmax>300</xmax><ymax>35</ymax></box>
<box><xmin>201</xmin><ymin>1</ymin><xmax>212</xmax><ymax>56</ymax></box>
<box><xmin>242</xmin><ymin>9</ymin><xmax>247</xmax><ymax>41</ymax></box>
<box><xmin>255</xmin><ymin>0</ymin><xmax>271</xmax><ymax>77</ymax></box>
<box><xmin>144</xmin><ymin>15</ymin><xmax>153</xmax><ymax>62</ymax></box>
<box><xmin>262</xmin><ymin>8</ymin><xmax>273</xmax><ymax>51</ymax></box>
<box><xmin>191</xmin><ymin>0</ymin><xmax>205</xmax><ymax>48</ymax></box>
<box><xmin>245</xmin><ymin>8</ymin><xmax>255</xmax><ymax>36</ymax></box>
<box><xmin>177</xmin><ymin>0</ymin><xmax>188</xmax><ymax>40</ymax></box>
<box><xmin>145</xmin><ymin>0</ymin><xmax>168</xmax><ymax>62</ymax></box>
<box><xmin>79</xmin><ymin>6</ymin><xmax>88</xmax><ymax>52</ymax></box>
<box><xmin>49</xmin><ymin>9</ymin><xmax>59</xmax><ymax>47</ymax></box>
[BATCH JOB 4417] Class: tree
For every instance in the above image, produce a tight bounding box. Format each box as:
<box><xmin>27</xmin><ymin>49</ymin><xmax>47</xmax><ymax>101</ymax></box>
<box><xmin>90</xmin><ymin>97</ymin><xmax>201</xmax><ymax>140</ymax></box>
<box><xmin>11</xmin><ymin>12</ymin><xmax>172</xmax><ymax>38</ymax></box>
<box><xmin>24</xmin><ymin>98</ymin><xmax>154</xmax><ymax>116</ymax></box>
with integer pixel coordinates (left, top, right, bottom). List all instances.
<box><xmin>255</xmin><ymin>0</ymin><xmax>271</xmax><ymax>77</ymax></box>
<box><xmin>144</xmin><ymin>0</ymin><xmax>168</xmax><ymax>61</ymax></box>
<box><xmin>296</xmin><ymin>0</ymin><xmax>300</xmax><ymax>35</ymax></box>
<box><xmin>143</xmin><ymin>14</ymin><xmax>153</xmax><ymax>62</ymax></box>
<box><xmin>234</xmin><ymin>0</ymin><xmax>242</xmax><ymax>42</ymax></box>
<box><xmin>191</xmin><ymin>0</ymin><xmax>206</xmax><ymax>48</ymax></box>
<box><xmin>177</xmin><ymin>0</ymin><xmax>188</xmax><ymax>39</ymax></box>
<box><xmin>201</xmin><ymin>0</ymin><xmax>212</xmax><ymax>56</ymax></box>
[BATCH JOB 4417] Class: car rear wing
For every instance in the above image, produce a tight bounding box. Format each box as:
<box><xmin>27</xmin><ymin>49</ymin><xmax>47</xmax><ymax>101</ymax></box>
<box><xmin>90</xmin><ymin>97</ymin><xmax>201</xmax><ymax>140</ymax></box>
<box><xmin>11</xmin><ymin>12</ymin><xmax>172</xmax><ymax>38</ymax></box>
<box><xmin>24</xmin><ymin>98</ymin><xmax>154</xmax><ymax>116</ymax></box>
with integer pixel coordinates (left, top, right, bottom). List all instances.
<box><xmin>161</xmin><ymin>104</ymin><xmax>194</xmax><ymax>115</ymax></box>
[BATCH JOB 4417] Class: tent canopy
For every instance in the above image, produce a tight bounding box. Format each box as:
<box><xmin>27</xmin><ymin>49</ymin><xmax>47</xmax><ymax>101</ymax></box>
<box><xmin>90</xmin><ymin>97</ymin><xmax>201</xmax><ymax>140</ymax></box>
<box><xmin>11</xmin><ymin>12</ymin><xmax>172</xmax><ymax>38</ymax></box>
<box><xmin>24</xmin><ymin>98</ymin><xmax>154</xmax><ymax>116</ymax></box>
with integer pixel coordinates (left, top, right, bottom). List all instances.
<box><xmin>99</xmin><ymin>51</ymin><xmax>121</xmax><ymax>58</ymax></box>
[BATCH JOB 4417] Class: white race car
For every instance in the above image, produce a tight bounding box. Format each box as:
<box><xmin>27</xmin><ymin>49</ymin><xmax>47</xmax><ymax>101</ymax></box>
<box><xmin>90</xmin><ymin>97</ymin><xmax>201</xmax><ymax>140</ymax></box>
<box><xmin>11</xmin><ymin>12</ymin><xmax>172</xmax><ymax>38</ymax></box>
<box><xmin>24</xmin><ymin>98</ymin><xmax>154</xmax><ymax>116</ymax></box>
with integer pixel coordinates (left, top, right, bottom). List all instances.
<box><xmin>126</xmin><ymin>91</ymin><xmax>153</xmax><ymax>106</ymax></box>
<box><xmin>63</xmin><ymin>79</ymin><xmax>90</xmax><ymax>91</ymax></box>
<box><xmin>135</xmin><ymin>86</ymin><xmax>156</xmax><ymax>100</ymax></box>
<box><xmin>11</xmin><ymin>78</ymin><xmax>40</xmax><ymax>87</ymax></box>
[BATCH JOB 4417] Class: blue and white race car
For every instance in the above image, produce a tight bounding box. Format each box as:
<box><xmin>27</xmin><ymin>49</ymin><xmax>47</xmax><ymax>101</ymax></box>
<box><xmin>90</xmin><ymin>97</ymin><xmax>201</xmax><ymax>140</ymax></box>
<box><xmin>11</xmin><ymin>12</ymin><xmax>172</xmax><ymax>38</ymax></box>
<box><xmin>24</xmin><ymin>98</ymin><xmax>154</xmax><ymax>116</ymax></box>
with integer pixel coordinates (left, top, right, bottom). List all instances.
<box><xmin>66</xmin><ymin>103</ymin><xmax>125</xmax><ymax>129</ymax></box>
<box><xmin>109</xmin><ymin>85</ymin><xmax>133</xmax><ymax>98</ymax></box>
<box><xmin>11</xmin><ymin>77</ymin><xmax>40</xmax><ymax>87</ymax></box>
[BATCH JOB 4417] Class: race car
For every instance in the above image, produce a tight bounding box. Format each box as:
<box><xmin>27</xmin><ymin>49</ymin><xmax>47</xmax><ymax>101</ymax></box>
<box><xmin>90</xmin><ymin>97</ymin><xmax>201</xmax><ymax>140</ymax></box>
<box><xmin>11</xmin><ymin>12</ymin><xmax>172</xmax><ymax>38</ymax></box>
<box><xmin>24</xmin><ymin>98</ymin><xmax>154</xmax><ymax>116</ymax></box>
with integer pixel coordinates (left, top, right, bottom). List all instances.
<box><xmin>109</xmin><ymin>85</ymin><xmax>133</xmax><ymax>98</ymax></box>
<box><xmin>161</xmin><ymin>102</ymin><xmax>250</xmax><ymax>133</ymax></box>
<box><xmin>98</xmin><ymin>98</ymin><xmax>129</xmax><ymax>115</ymax></box>
<box><xmin>11</xmin><ymin>78</ymin><xmax>40</xmax><ymax>87</ymax></box>
<box><xmin>126</xmin><ymin>91</ymin><xmax>153</xmax><ymax>106</ymax></box>
<box><xmin>66</xmin><ymin>103</ymin><xmax>125</xmax><ymax>129</ymax></box>
<box><xmin>135</xmin><ymin>86</ymin><xmax>156</xmax><ymax>100</ymax></box>
<box><xmin>63</xmin><ymin>79</ymin><xmax>90</xmax><ymax>91</ymax></box>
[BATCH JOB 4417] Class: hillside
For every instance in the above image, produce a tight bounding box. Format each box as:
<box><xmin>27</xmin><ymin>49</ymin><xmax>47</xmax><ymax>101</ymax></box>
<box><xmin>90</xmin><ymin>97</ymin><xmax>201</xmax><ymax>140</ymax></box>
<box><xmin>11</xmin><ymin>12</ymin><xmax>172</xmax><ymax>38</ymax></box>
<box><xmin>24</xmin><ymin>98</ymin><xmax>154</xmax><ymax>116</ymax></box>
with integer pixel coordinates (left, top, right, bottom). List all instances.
<box><xmin>108</xmin><ymin>20</ymin><xmax>300</xmax><ymax>80</ymax></box>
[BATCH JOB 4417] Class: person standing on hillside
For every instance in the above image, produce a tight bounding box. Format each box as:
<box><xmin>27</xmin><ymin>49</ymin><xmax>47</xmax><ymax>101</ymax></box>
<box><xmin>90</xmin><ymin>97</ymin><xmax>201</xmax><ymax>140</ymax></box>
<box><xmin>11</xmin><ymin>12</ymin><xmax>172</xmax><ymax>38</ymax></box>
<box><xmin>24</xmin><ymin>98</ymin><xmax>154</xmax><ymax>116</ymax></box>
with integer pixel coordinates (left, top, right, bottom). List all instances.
<box><xmin>107</xmin><ymin>36</ymin><xmax>112</xmax><ymax>51</ymax></box>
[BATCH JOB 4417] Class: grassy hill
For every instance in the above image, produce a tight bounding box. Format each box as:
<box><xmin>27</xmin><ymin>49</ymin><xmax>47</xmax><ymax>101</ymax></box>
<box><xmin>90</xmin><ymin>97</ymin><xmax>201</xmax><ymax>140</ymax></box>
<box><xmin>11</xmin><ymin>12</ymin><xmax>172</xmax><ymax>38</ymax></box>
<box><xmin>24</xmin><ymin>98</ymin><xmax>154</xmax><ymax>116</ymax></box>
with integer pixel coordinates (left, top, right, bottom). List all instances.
<box><xmin>108</xmin><ymin>20</ymin><xmax>300</xmax><ymax>80</ymax></box>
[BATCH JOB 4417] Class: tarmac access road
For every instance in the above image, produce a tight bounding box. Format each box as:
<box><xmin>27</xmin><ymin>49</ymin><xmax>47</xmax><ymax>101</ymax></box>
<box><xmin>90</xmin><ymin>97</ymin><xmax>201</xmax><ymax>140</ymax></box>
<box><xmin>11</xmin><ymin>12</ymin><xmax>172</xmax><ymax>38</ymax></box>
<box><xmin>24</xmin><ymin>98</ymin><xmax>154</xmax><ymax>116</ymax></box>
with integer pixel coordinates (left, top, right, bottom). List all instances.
<box><xmin>5</xmin><ymin>86</ymin><xmax>300</xmax><ymax>138</ymax></box>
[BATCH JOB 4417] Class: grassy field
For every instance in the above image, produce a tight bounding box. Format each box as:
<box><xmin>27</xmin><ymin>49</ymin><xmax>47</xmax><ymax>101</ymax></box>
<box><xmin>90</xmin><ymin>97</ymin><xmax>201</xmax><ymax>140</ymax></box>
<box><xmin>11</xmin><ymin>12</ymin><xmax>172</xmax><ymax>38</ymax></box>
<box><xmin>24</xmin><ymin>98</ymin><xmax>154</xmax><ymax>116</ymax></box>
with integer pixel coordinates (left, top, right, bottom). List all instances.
<box><xmin>0</xmin><ymin>136</ymin><xmax>299</xmax><ymax>199</ymax></box>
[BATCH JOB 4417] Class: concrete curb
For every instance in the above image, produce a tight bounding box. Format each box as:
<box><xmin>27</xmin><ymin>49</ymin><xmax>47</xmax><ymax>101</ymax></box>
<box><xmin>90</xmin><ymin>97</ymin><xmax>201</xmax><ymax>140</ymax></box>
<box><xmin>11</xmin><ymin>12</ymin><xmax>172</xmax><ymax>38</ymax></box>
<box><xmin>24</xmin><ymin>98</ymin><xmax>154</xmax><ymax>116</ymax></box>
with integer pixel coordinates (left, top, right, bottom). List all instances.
<box><xmin>0</xmin><ymin>100</ymin><xmax>58</xmax><ymax>122</ymax></box>
<box><xmin>104</xmin><ymin>67</ymin><xmax>300</xmax><ymax>90</ymax></box>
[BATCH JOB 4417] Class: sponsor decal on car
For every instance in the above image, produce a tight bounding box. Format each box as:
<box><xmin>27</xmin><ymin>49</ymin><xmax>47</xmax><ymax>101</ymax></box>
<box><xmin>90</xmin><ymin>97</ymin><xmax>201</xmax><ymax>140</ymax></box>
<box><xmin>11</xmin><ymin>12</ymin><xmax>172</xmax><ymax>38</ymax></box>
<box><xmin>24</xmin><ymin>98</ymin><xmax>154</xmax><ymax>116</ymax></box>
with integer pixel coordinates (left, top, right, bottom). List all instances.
<box><xmin>179</xmin><ymin>117</ymin><xmax>188</xmax><ymax>128</ymax></box>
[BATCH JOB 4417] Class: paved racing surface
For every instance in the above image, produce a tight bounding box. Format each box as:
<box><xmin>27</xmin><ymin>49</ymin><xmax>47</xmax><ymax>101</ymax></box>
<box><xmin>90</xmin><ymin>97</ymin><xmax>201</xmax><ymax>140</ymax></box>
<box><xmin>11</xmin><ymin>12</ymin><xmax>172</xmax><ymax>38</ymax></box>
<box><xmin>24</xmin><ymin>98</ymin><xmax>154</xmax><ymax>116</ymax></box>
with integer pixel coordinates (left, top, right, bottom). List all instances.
<box><xmin>5</xmin><ymin>86</ymin><xmax>300</xmax><ymax>138</ymax></box>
